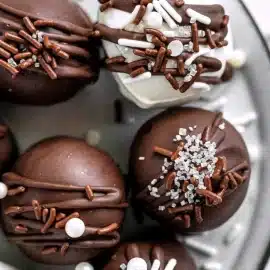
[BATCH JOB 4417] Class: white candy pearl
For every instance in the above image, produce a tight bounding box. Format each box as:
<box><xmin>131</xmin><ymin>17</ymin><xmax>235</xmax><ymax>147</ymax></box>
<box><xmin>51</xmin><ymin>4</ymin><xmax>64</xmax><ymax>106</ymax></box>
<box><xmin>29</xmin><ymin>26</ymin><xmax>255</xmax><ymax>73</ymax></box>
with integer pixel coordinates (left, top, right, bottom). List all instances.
<box><xmin>167</xmin><ymin>40</ymin><xmax>184</xmax><ymax>57</ymax></box>
<box><xmin>75</xmin><ymin>262</ymin><xmax>94</xmax><ymax>270</ymax></box>
<box><xmin>65</xmin><ymin>218</ymin><xmax>85</xmax><ymax>238</ymax></box>
<box><xmin>228</xmin><ymin>49</ymin><xmax>247</xmax><ymax>69</ymax></box>
<box><xmin>127</xmin><ymin>258</ymin><xmax>147</xmax><ymax>270</ymax></box>
<box><xmin>144</xmin><ymin>12</ymin><xmax>163</xmax><ymax>29</ymax></box>
<box><xmin>0</xmin><ymin>182</ymin><xmax>8</xmax><ymax>199</ymax></box>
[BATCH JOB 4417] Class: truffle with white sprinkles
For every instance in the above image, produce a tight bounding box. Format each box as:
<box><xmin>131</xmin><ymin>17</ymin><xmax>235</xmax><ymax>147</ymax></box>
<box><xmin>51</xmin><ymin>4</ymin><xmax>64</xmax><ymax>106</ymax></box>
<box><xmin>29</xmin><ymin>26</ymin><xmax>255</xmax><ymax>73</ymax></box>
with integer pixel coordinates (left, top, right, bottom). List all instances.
<box><xmin>97</xmin><ymin>0</ymin><xmax>237</xmax><ymax>108</ymax></box>
<box><xmin>130</xmin><ymin>107</ymin><xmax>251</xmax><ymax>232</ymax></box>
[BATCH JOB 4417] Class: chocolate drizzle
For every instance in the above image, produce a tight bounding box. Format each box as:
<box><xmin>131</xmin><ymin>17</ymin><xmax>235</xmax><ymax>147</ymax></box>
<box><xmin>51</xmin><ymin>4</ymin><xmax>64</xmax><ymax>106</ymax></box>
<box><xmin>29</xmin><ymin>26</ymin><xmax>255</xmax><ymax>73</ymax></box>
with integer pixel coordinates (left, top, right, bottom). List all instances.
<box><xmin>98</xmin><ymin>0</ymin><xmax>233</xmax><ymax>92</ymax></box>
<box><xmin>2</xmin><ymin>171</ymin><xmax>128</xmax><ymax>256</ymax></box>
<box><xmin>0</xmin><ymin>2</ymin><xmax>98</xmax><ymax>80</ymax></box>
<box><xmin>133</xmin><ymin>110</ymin><xmax>250</xmax><ymax>230</ymax></box>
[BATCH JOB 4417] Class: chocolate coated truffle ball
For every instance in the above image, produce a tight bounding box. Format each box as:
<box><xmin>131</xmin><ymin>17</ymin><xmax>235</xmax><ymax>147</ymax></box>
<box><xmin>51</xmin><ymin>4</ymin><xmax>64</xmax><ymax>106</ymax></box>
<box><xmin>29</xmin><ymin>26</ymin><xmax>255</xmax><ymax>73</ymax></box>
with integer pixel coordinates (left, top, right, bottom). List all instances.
<box><xmin>103</xmin><ymin>242</ymin><xmax>196</xmax><ymax>270</ymax></box>
<box><xmin>129</xmin><ymin>108</ymin><xmax>250</xmax><ymax>232</ymax></box>
<box><xmin>0</xmin><ymin>0</ymin><xmax>100</xmax><ymax>105</ymax></box>
<box><xmin>0</xmin><ymin>137</ymin><xmax>127</xmax><ymax>265</ymax></box>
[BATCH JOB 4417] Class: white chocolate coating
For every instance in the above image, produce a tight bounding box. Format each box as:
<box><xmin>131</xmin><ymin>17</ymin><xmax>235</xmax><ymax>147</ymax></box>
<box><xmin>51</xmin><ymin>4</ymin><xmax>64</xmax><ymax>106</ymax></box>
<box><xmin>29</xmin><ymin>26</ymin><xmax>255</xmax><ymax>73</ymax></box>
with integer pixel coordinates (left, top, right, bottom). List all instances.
<box><xmin>82</xmin><ymin>0</ymin><xmax>235</xmax><ymax>109</ymax></box>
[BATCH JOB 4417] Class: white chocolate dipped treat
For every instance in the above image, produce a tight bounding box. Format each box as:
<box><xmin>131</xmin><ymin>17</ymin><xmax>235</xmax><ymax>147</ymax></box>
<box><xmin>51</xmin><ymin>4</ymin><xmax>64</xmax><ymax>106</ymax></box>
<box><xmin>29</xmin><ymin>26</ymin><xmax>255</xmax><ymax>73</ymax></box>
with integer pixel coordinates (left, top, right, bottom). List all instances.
<box><xmin>85</xmin><ymin>0</ymin><xmax>236</xmax><ymax>108</ymax></box>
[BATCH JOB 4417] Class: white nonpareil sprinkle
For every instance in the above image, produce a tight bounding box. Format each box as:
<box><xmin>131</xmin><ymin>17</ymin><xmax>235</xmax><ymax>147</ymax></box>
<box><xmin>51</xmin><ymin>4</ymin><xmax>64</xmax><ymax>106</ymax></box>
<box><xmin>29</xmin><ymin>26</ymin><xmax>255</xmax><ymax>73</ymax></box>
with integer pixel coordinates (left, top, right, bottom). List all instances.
<box><xmin>139</xmin><ymin>156</ymin><xmax>145</xmax><ymax>160</ymax></box>
<box><xmin>186</xmin><ymin>8</ymin><xmax>211</xmax><ymax>25</ymax></box>
<box><xmin>32</xmin><ymin>55</ymin><xmax>37</xmax><ymax>61</ymax></box>
<box><xmin>171</xmin><ymin>203</ymin><xmax>176</xmax><ymax>208</ymax></box>
<box><xmin>8</xmin><ymin>58</ymin><xmax>17</xmax><ymax>67</ymax></box>
<box><xmin>151</xmin><ymin>179</ymin><xmax>158</xmax><ymax>185</ymax></box>
<box><xmin>218</xmin><ymin>123</ymin><xmax>225</xmax><ymax>130</ymax></box>
<box><xmin>120</xmin><ymin>263</ymin><xmax>127</xmax><ymax>270</ymax></box>
<box><xmin>123</xmin><ymin>72</ymin><xmax>152</xmax><ymax>84</ymax></box>
<box><xmin>181</xmin><ymin>200</ymin><xmax>186</xmax><ymax>206</ymax></box>
<box><xmin>179</xmin><ymin>128</ymin><xmax>187</xmax><ymax>136</ymax></box>
<box><xmin>184</xmin><ymin>75</ymin><xmax>193</xmax><ymax>82</ymax></box>
<box><xmin>118</xmin><ymin>39</ymin><xmax>155</xmax><ymax>49</ymax></box>
<box><xmin>86</xmin><ymin>129</ymin><xmax>101</xmax><ymax>146</ymax></box>
<box><xmin>228</xmin><ymin>49</ymin><xmax>247</xmax><ymax>69</ymax></box>
<box><xmin>184</xmin><ymin>41</ymin><xmax>194</xmax><ymax>52</ymax></box>
<box><xmin>164</xmin><ymin>259</ymin><xmax>177</xmax><ymax>270</ymax></box>
<box><xmin>158</xmin><ymin>206</ymin><xmax>165</xmax><ymax>211</ymax></box>
<box><xmin>34</xmin><ymin>63</ymin><xmax>40</xmax><ymax>68</ymax></box>
<box><xmin>151</xmin><ymin>260</ymin><xmax>161</xmax><ymax>270</ymax></box>
<box><xmin>189</xmin><ymin>127</ymin><xmax>194</xmax><ymax>131</ymax></box>
<box><xmin>127</xmin><ymin>257</ymin><xmax>147</xmax><ymax>270</ymax></box>
<box><xmin>167</xmin><ymin>40</ymin><xmax>184</xmax><ymax>57</ymax></box>
<box><xmin>153</xmin><ymin>0</ymin><xmax>177</xmax><ymax>29</ymax></box>
<box><xmin>159</xmin><ymin>0</ymin><xmax>182</xmax><ymax>23</ymax></box>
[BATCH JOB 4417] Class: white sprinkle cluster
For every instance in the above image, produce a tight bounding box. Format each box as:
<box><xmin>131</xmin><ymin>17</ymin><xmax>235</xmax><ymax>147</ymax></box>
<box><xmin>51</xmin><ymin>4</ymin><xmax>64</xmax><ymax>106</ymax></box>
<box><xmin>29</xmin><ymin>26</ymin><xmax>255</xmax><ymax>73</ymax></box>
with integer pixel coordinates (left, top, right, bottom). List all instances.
<box><xmin>150</xmin><ymin>127</ymin><xmax>218</xmax><ymax>207</ymax></box>
<box><xmin>8</xmin><ymin>58</ymin><xmax>17</xmax><ymax>67</ymax></box>
<box><xmin>120</xmin><ymin>263</ymin><xmax>127</xmax><ymax>270</ymax></box>
<box><xmin>184</xmin><ymin>64</ymin><xmax>197</xmax><ymax>82</ymax></box>
<box><xmin>184</xmin><ymin>41</ymin><xmax>194</xmax><ymax>52</ymax></box>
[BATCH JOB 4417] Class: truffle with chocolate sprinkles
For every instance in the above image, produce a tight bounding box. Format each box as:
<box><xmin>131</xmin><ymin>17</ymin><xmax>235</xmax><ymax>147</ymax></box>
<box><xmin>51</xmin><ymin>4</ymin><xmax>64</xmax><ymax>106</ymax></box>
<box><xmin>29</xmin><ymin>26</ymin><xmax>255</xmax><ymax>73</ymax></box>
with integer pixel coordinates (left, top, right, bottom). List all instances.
<box><xmin>0</xmin><ymin>137</ymin><xmax>127</xmax><ymax>265</ymax></box>
<box><xmin>129</xmin><ymin>107</ymin><xmax>251</xmax><ymax>232</ymax></box>
<box><xmin>0</xmin><ymin>0</ymin><xmax>100</xmax><ymax>105</ymax></box>
<box><xmin>103</xmin><ymin>242</ymin><xmax>196</xmax><ymax>270</ymax></box>
<box><xmin>99</xmin><ymin>0</ymin><xmax>234</xmax><ymax>97</ymax></box>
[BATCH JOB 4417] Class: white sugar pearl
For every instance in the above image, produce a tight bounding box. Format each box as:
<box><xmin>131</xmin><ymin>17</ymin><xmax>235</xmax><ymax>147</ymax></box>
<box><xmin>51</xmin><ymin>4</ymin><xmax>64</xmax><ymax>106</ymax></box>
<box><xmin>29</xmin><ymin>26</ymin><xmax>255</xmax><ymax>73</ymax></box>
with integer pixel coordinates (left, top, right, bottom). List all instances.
<box><xmin>75</xmin><ymin>262</ymin><xmax>94</xmax><ymax>270</ymax></box>
<box><xmin>65</xmin><ymin>218</ymin><xmax>85</xmax><ymax>238</ymax></box>
<box><xmin>144</xmin><ymin>12</ymin><xmax>163</xmax><ymax>29</ymax></box>
<box><xmin>167</xmin><ymin>40</ymin><xmax>184</xmax><ymax>57</ymax></box>
<box><xmin>86</xmin><ymin>129</ymin><xmax>101</xmax><ymax>146</ymax></box>
<box><xmin>0</xmin><ymin>182</ymin><xmax>8</xmax><ymax>199</ymax></box>
<box><xmin>228</xmin><ymin>49</ymin><xmax>247</xmax><ymax>69</ymax></box>
<box><xmin>127</xmin><ymin>257</ymin><xmax>147</xmax><ymax>270</ymax></box>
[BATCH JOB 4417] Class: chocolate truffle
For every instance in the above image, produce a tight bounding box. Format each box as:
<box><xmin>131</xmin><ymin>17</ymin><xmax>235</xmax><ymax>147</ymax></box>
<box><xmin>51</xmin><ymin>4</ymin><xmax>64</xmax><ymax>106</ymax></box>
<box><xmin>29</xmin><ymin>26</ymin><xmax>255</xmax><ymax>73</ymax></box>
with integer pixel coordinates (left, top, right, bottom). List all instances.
<box><xmin>94</xmin><ymin>0</ymin><xmax>236</xmax><ymax>108</ymax></box>
<box><xmin>103</xmin><ymin>242</ymin><xmax>196</xmax><ymax>270</ymax></box>
<box><xmin>0</xmin><ymin>137</ymin><xmax>127</xmax><ymax>265</ymax></box>
<box><xmin>0</xmin><ymin>0</ymin><xmax>100</xmax><ymax>105</ymax></box>
<box><xmin>129</xmin><ymin>108</ymin><xmax>251</xmax><ymax>232</ymax></box>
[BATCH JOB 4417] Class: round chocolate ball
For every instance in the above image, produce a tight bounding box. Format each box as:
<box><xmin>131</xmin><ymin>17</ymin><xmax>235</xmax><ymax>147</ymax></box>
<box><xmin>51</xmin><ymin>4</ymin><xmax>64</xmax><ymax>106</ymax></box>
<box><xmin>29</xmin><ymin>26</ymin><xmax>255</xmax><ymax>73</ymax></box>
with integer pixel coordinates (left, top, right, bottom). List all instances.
<box><xmin>103</xmin><ymin>242</ymin><xmax>196</xmax><ymax>270</ymax></box>
<box><xmin>0</xmin><ymin>0</ymin><xmax>100</xmax><ymax>105</ymax></box>
<box><xmin>0</xmin><ymin>137</ymin><xmax>127</xmax><ymax>265</ymax></box>
<box><xmin>129</xmin><ymin>107</ymin><xmax>251</xmax><ymax>233</ymax></box>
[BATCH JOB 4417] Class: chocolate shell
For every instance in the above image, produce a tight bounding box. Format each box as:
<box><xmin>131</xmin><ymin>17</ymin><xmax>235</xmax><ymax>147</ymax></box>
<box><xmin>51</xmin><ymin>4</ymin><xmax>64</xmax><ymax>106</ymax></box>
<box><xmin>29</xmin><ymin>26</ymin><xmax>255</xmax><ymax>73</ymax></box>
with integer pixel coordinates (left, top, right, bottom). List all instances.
<box><xmin>103</xmin><ymin>242</ymin><xmax>196</xmax><ymax>270</ymax></box>
<box><xmin>129</xmin><ymin>107</ymin><xmax>251</xmax><ymax>232</ymax></box>
<box><xmin>0</xmin><ymin>137</ymin><xmax>127</xmax><ymax>265</ymax></box>
<box><xmin>0</xmin><ymin>0</ymin><xmax>100</xmax><ymax>105</ymax></box>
